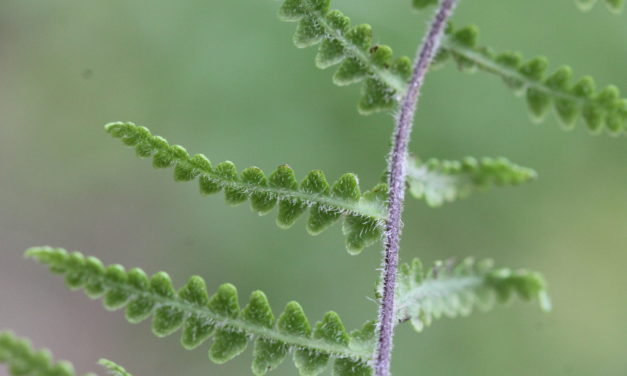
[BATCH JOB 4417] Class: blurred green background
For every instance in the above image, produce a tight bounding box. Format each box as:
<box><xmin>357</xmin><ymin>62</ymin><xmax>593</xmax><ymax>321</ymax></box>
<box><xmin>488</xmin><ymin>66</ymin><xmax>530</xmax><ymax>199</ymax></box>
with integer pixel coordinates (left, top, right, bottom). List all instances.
<box><xmin>1</xmin><ymin>1</ymin><xmax>626</xmax><ymax>375</ymax></box>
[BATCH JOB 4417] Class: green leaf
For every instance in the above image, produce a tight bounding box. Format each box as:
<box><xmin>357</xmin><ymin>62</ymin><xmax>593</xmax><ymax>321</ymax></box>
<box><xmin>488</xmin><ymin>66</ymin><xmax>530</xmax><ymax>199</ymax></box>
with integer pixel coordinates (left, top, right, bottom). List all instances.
<box><xmin>278</xmin><ymin>0</ymin><xmax>410</xmax><ymax>114</ymax></box>
<box><xmin>406</xmin><ymin>156</ymin><xmax>537</xmax><ymax>207</ymax></box>
<box><xmin>394</xmin><ymin>258</ymin><xmax>551</xmax><ymax>332</ymax></box>
<box><xmin>98</xmin><ymin>359</ymin><xmax>134</xmax><ymax>376</ymax></box>
<box><xmin>0</xmin><ymin>331</ymin><xmax>99</xmax><ymax>376</ymax></box>
<box><xmin>438</xmin><ymin>25</ymin><xmax>627</xmax><ymax>135</ymax></box>
<box><xmin>106</xmin><ymin>122</ymin><xmax>387</xmax><ymax>254</ymax></box>
<box><xmin>26</xmin><ymin>247</ymin><xmax>375</xmax><ymax>376</ymax></box>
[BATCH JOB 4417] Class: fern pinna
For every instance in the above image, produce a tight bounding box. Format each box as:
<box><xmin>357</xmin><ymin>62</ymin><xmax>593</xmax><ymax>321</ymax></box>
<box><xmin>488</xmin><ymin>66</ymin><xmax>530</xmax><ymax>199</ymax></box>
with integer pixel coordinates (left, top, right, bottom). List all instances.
<box><xmin>406</xmin><ymin>156</ymin><xmax>536</xmax><ymax>207</ymax></box>
<box><xmin>26</xmin><ymin>247</ymin><xmax>548</xmax><ymax>376</ymax></box>
<box><xmin>278</xmin><ymin>0</ymin><xmax>411</xmax><ymax>114</ymax></box>
<box><xmin>0</xmin><ymin>331</ymin><xmax>131</xmax><ymax>376</ymax></box>
<box><xmin>105</xmin><ymin>121</ymin><xmax>387</xmax><ymax>254</ymax></box>
<box><xmin>437</xmin><ymin>25</ymin><xmax>627</xmax><ymax>134</ymax></box>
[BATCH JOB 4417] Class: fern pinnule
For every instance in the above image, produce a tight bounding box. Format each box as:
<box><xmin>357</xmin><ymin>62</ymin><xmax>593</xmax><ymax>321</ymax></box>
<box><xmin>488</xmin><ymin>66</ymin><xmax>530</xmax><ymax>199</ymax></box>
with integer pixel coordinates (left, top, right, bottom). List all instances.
<box><xmin>0</xmin><ymin>331</ymin><xmax>97</xmax><ymax>376</ymax></box>
<box><xmin>436</xmin><ymin>25</ymin><xmax>627</xmax><ymax>135</ymax></box>
<box><xmin>277</xmin><ymin>0</ymin><xmax>411</xmax><ymax>114</ymax></box>
<box><xmin>576</xmin><ymin>0</ymin><xmax>624</xmax><ymax>13</ymax></box>
<box><xmin>106</xmin><ymin>122</ymin><xmax>387</xmax><ymax>254</ymax></box>
<box><xmin>25</xmin><ymin>247</ymin><xmax>376</xmax><ymax>376</ymax></box>
<box><xmin>406</xmin><ymin>156</ymin><xmax>537</xmax><ymax>207</ymax></box>
<box><xmin>394</xmin><ymin>258</ymin><xmax>551</xmax><ymax>332</ymax></box>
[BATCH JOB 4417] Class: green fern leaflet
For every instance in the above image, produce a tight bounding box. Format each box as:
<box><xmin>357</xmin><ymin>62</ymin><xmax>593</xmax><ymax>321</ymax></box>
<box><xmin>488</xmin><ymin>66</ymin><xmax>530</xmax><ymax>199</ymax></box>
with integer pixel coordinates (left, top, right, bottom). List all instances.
<box><xmin>0</xmin><ymin>331</ymin><xmax>97</xmax><ymax>376</ymax></box>
<box><xmin>25</xmin><ymin>247</ymin><xmax>375</xmax><ymax>376</ymax></box>
<box><xmin>394</xmin><ymin>257</ymin><xmax>551</xmax><ymax>332</ymax></box>
<box><xmin>278</xmin><ymin>0</ymin><xmax>412</xmax><ymax>114</ymax></box>
<box><xmin>406</xmin><ymin>156</ymin><xmax>536</xmax><ymax>207</ymax></box>
<box><xmin>435</xmin><ymin>25</ymin><xmax>627</xmax><ymax>135</ymax></box>
<box><xmin>106</xmin><ymin>122</ymin><xmax>387</xmax><ymax>254</ymax></box>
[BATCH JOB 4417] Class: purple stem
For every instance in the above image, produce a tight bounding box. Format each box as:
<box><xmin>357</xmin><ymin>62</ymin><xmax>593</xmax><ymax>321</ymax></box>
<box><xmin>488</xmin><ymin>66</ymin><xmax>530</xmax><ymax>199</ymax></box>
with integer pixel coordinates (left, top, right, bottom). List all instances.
<box><xmin>374</xmin><ymin>1</ymin><xmax>459</xmax><ymax>375</ymax></box>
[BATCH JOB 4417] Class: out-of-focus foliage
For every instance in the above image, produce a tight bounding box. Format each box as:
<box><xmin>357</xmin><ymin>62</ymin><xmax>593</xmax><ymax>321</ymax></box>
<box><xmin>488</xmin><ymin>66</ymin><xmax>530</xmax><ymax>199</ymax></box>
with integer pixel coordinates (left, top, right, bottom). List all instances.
<box><xmin>394</xmin><ymin>258</ymin><xmax>550</xmax><ymax>332</ymax></box>
<box><xmin>98</xmin><ymin>359</ymin><xmax>134</xmax><ymax>376</ymax></box>
<box><xmin>406</xmin><ymin>157</ymin><xmax>536</xmax><ymax>207</ymax></box>
<box><xmin>0</xmin><ymin>331</ymin><xmax>97</xmax><ymax>376</ymax></box>
<box><xmin>575</xmin><ymin>0</ymin><xmax>624</xmax><ymax>13</ymax></box>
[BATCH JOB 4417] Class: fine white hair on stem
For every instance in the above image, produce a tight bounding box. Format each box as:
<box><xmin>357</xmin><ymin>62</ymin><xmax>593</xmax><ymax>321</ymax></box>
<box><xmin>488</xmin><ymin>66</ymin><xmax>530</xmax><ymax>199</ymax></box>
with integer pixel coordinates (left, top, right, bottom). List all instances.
<box><xmin>373</xmin><ymin>1</ymin><xmax>460</xmax><ymax>375</ymax></box>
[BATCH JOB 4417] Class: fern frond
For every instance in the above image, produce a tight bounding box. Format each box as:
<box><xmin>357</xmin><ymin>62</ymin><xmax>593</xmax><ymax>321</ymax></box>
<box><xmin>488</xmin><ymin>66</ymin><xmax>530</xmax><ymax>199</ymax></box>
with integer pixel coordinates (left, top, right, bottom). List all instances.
<box><xmin>435</xmin><ymin>25</ymin><xmax>627</xmax><ymax>135</ymax></box>
<box><xmin>394</xmin><ymin>258</ymin><xmax>551</xmax><ymax>332</ymax></box>
<box><xmin>98</xmin><ymin>359</ymin><xmax>133</xmax><ymax>376</ymax></box>
<box><xmin>0</xmin><ymin>331</ymin><xmax>97</xmax><ymax>376</ymax></box>
<box><xmin>277</xmin><ymin>0</ymin><xmax>411</xmax><ymax>114</ymax></box>
<box><xmin>406</xmin><ymin>156</ymin><xmax>537</xmax><ymax>207</ymax></box>
<box><xmin>26</xmin><ymin>247</ymin><xmax>376</xmax><ymax>376</ymax></box>
<box><xmin>576</xmin><ymin>0</ymin><xmax>624</xmax><ymax>13</ymax></box>
<box><xmin>106</xmin><ymin>122</ymin><xmax>387</xmax><ymax>254</ymax></box>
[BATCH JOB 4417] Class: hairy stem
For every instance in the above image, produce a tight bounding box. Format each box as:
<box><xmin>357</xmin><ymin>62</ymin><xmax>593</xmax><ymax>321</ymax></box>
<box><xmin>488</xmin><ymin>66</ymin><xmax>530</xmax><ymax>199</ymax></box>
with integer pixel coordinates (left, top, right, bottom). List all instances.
<box><xmin>374</xmin><ymin>1</ymin><xmax>459</xmax><ymax>375</ymax></box>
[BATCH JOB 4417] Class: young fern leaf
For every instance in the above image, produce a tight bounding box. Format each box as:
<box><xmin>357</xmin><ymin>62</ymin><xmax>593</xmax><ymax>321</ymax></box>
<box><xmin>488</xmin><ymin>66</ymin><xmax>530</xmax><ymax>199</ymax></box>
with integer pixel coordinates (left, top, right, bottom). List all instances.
<box><xmin>576</xmin><ymin>0</ymin><xmax>624</xmax><ymax>13</ymax></box>
<box><xmin>26</xmin><ymin>247</ymin><xmax>376</xmax><ymax>376</ymax></box>
<box><xmin>435</xmin><ymin>25</ymin><xmax>627</xmax><ymax>135</ymax></box>
<box><xmin>394</xmin><ymin>258</ymin><xmax>551</xmax><ymax>332</ymax></box>
<box><xmin>0</xmin><ymin>331</ymin><xmax>97</xmax><ymax>376</ymax></box>
<box><xmin>98</xmin><ymin>360</ymin><xmax>134</xmax><ymax>376</ymax></box>
<box><xmin>406</xmin><ymin>156</ymin><xmax>537</xmax><ymax>207</ymax></box>
<box><xmin>106</xmin><ymin>122</ymin><xmax>387</xmax><ymax>254</ymax></box>
<box><xmin>277</xmin><ymin>0</ymin><xmax>412</xmax><ymax>114</ymax></box>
